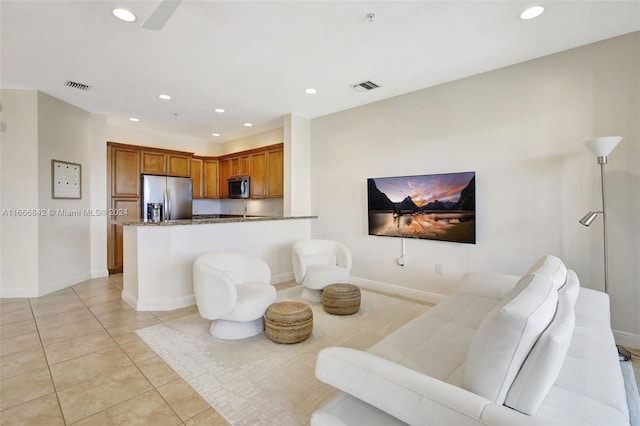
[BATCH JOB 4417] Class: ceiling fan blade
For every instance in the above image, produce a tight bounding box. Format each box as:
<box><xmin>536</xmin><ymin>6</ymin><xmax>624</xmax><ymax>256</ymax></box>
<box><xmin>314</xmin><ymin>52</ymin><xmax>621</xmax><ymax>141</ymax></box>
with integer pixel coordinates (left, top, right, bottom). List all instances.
<box><xmin>142</xmin><ymin>0</ymin><xmax>182</xmax><ymax>31</ymax></box>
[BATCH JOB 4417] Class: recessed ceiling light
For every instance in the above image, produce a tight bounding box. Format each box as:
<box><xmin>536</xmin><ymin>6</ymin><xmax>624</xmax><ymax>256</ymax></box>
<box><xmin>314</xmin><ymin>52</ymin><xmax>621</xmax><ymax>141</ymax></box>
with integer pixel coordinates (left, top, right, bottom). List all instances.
<box><xmin>214</xmin><ymin>108</ymin><xmax>225</xmax><ymax>113</ymax></box>
<box><xmin>305</xmin><ymin>88</ymin><xmax>317</xmax><ymax>95</ymax></box>
<box><xmin>520</xmin><ymin>6</ymin><xmax>544</xmax><ymax>20</ymax></box>
<box><xmin>113</xmin><ymin>8</ymin><xmax>136</xmax><ymax>22</ymax></box>
<box><xmin>244</xmin><ymin>123</ymin><xmax>253</xmax><ymax>127</ymax></box>
<box><xmin>158</xmin><ymin>94</ymin><xmax>171</xmax><ymax>100</ymax></box>
<box><xmin>129</xmin><ymin>117</ymin><xmax>140</xmax><ymax>122</ymax></box>
<box><xmin>211</xmin><ymin>133</ymin><xmax>220</xmax><ymax>137</ymax></box>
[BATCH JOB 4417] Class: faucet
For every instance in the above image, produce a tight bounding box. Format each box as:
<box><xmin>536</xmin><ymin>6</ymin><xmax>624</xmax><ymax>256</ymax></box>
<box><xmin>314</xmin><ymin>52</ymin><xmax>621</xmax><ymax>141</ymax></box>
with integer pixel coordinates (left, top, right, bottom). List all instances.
<box><xmin>243</xmin><ymin>200</ymin><xmax>247</xmax><ymax>219</ymax></box>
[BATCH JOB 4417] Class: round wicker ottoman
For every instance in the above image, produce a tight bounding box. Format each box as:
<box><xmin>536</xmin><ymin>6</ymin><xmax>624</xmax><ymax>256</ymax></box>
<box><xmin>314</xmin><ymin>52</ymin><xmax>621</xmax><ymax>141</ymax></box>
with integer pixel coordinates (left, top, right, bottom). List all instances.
<box><xmin>322</xmin><ymin>284</ymin><xmax>361</xmax><ymax>315</ymax></box>
<box><xmin>264</xmin><ymin>301</ymin><xmax>313</xmax><ymax>344</ymax></box>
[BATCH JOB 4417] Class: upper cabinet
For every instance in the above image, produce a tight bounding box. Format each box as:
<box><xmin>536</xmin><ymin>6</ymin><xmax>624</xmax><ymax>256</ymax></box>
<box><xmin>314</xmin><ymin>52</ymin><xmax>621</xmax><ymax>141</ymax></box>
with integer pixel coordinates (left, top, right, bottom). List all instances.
<box><xmin>141</xmin><ymin>149</ymin><xmax>192</xmax><ymax>177</ymax></box>
<box><xmin>110</xmin><ymin>146</ymin><xmax>140</xmax><ymax>197</ymax></box>
<box><xmin>191</xmin><ymin>157</ymin><xmax>204</xmax><ymax>199</ymax></box>
<box><xmin>250</xmin><ymin>146</ymin><xmax>283</xmax><ymax>198</ymax></box>
<box><xmin>203</xmin><ymin>159</ymin><xmax>220</xmax><ymax>199</ymax></box>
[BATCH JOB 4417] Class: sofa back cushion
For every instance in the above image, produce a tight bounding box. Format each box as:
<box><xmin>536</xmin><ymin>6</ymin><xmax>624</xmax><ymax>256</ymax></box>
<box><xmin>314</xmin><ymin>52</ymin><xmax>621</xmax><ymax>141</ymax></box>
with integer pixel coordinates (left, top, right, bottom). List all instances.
<box><xmin>527</xmin><ymin>254</ymin><xmax>567</xmax><ymax>290</ymax></box>
<box><xmin>504</xmin><ymin>270</ymin><xmax>579</xmax><ymax>414</ymax></box>
<box><xmin>463</xmin><ymin>273</ymin><xmax>558</xmax><ymax>404</ymax></box>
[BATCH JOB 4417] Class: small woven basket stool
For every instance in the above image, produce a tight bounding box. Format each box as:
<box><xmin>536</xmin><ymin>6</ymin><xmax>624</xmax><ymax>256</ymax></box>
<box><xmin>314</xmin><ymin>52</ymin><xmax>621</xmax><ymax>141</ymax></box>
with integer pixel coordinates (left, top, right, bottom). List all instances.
<box><xmin>322</xmin><ymin>283</ymin><xmax>361</xmax><ymax>315</ymax></box>
<box><xmin>264</xmin><ymin>301</ymin><xmax>313</xmax><ymax>344</ymax></box>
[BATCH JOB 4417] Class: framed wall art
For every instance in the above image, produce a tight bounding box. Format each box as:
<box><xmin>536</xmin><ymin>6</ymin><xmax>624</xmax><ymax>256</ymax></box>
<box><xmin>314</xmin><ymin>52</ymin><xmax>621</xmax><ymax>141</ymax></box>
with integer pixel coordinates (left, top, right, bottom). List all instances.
<box><xmin>367</xmin><ymin>171</ymin><xmax>475</xmax><ymax>244</ymax></box>
<box><xmin>52</xmin><ymin>159</ymin><xmax>82</xmax><ymax>199</ymax></box>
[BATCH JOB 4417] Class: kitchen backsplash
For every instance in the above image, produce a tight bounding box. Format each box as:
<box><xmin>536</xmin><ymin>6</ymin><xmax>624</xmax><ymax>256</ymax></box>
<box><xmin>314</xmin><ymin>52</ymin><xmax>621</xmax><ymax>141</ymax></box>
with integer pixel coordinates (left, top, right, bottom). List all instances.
<box><xmin>193</xmin><ymin>198</ymin><xmax>284</xmax><ymax>217</ymax></box>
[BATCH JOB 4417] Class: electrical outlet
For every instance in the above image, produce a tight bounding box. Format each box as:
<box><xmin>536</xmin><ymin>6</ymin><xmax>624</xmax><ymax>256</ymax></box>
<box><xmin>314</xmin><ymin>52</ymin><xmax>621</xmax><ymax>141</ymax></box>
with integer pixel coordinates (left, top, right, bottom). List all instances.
<box><xmin>435</xmin><ymin>264</ymin><xmax>443</xmax><ymax>275</ymax></box>
<box><xmin>398</xmin><ymin>256</ymin><xmax>406</xmax><ymax>267</ymax></box>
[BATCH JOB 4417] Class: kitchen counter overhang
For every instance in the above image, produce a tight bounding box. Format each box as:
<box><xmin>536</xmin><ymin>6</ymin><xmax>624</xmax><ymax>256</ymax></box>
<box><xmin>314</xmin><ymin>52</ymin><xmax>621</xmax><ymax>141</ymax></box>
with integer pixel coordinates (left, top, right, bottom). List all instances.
<box><xmin>122</xmin><ymin>215</ymin><xmax>316</xmax><ymax>311</ymax></box>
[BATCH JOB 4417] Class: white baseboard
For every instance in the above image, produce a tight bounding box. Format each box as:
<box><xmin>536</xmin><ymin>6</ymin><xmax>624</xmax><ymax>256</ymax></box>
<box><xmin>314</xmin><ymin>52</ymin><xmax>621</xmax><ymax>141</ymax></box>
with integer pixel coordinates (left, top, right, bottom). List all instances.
<box><xmin>39</xmin><ymin>271</ymin><xmax>93</xmax><ymax>297</ymax></box>
<box><xmin>272</xmin><ymin>272</ymin><xmax>294</xmax><ymax>285</ymax></box>
<box><xmin>91</xmin><ymin>269</ymin><xmax>109</xmax><ymax>279</ymax></box>
<box><xmin>614</xmin><ymin>329</ymin><xmax>640</xmax><ymax>350</ymax></box>
<box><xmin>350</xmin><ymin>276</ymin><xmax>447</xmax><ymax>305</ymax></box>
<box><xmin>127</xmin><ymin>292</ymin><xmax>196</xmax><ymax>312</ymax></box>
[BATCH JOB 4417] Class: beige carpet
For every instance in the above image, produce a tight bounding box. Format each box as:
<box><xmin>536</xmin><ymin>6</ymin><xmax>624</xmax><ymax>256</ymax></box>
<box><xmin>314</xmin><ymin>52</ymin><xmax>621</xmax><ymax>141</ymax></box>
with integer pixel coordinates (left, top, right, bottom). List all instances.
<box><xmin>137</xmin><ymin>285</ymin><xmax>430</xmax><ymax>426</ymax></box>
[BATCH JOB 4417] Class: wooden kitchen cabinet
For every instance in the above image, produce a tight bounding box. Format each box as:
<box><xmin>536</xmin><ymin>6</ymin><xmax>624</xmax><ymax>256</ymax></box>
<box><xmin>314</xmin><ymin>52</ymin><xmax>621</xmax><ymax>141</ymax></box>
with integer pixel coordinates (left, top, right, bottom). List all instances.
<box><xmin>203</xmin><ymin>159</ymin><xmax>219</xmax><ymax>198</ymax></box>
<box><xmin>141</xmin><ymin>149</ymin><xmax>192</xmax><ymax>177</ymax></box>
<box><xmin>219</xmin><ymin>159</ymin><xmax>231</xmax><ymax>198</ymax></box>
<box><xmin>191</xmin><ymin>157</ymin><xmax>204</xmax><ymax>199</ymax></box>
<box><xmin>167</xmin><ymin>153</ymin><xmax>191</xmax><ymax>176</ymax></box>
<box><xmin>250</xmin><ymin>146</ymin><xmax>283</xmax><ymax>198</ymax></box>
<box><xmin>111</xmin><ymin>146</ymin><xmax>140</xmax><ymax>197</ymax></box>
<box><xmin>111</xmin><ymin>198</ymin><xmax>139</xmax><ymax>273</ymax></box>
<box><xmin>141</xmin><ymin>150</ymin><xmax>166</xmax><ymax>175</ymax></box>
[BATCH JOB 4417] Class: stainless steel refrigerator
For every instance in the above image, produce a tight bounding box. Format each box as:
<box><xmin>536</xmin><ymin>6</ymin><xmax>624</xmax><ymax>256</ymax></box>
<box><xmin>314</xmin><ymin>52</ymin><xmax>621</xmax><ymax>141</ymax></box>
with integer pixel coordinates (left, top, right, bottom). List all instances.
<box><xmin>141</xmin><ymin>175</ymin><xmax>192</xmax><ymax>222</ymax></box>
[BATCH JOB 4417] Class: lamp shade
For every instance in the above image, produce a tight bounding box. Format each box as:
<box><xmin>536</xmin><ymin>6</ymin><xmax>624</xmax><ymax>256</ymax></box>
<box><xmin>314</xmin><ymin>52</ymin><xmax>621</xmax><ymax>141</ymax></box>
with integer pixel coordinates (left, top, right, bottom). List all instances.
<box><xmin>585</xmin><ymin>136</ymin><xmax>622</xmax><ymax>157</ymax></box>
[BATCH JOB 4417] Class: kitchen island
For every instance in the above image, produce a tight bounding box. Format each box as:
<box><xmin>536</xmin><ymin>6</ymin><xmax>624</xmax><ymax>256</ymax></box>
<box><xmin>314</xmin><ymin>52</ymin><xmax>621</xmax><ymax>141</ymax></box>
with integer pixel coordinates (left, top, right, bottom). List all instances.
<box><xmin>122</xmin><ymin>215</ymin><xmax>315</xmax><ymax>311</ymax></box>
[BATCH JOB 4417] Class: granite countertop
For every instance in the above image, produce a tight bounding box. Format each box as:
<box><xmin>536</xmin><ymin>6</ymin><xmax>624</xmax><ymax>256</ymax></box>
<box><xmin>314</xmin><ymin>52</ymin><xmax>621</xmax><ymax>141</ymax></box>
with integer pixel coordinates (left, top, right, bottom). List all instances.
<box><xmin>122</xmin><ymin>214</ymin><xmax>317</xmax><ymax>226</ymax></box>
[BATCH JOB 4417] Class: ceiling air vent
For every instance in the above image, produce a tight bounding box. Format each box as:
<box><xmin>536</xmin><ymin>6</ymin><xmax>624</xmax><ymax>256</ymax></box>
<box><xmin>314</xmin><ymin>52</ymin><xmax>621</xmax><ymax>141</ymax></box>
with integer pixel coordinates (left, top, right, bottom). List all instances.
<box><xmin>64</xmin><ymin>80</ymin><xmax>91</xmax><ymax>91</ymax></box>
<box><xmin>352</xmin><ymin>80</ymin><xmax>380</xmax><ymax>92</ymax></box>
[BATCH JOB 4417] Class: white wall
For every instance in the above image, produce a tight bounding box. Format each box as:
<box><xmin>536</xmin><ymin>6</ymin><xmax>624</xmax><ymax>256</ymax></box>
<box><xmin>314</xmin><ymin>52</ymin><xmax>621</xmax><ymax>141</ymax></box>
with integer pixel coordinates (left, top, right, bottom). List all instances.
<box><xmin>310</xmin><ymin>33</ymin><xmax>640</xmax><ymax>345</ymax></box>
<box><xmin>0</xmin><ymin>90</ymin><xmax>39</xmax><ymax>297</ymax></box>
<box><xmin>107</xmin><ymin>124</ymin><xmax>217</xmax><ymax>156</ymax></box>
<box><xmin>216</xmin><ymin>128</ymin><xmax>284</xmax><ymax>156</ymax></box>
<box><xmin>89</xmin><ymin>114</ymin><xmax>108</xmax><ymax>278</ymax></box>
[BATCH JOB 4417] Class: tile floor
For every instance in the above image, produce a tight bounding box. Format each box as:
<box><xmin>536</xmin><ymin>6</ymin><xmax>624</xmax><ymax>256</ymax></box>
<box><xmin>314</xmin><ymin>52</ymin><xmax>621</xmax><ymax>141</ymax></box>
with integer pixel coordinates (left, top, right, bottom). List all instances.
<box><xmin>0</xmin><ymin>274</ymin><xmax>230</xmax><ymax>425</ymax></box>
<box><xmin>1</xmin><ymin>274</ymin><xmax>639</xmax><ymax>425</ymax></box>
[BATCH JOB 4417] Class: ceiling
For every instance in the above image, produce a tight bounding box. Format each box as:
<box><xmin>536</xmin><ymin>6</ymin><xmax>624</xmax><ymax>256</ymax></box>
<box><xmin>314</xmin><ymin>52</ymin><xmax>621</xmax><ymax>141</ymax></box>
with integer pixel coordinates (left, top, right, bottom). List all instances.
<box><xmin>1</xmin><ymin>1</ymin><xmax>639</xmax><ymax>143</ymax></box>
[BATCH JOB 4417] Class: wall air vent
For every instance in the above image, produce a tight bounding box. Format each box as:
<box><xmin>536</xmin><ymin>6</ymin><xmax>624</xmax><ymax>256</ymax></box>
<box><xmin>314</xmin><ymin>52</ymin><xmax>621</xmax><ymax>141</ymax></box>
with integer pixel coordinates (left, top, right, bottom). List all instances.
<box><xmin>352</xmin><ymin>80</ymin><xmax>380</xmax><ymax>92</ymax></box>
<box><xmin>64</xmin><ymin>80</ymin><xmax>91</xmax><ymax>91</ymax></box>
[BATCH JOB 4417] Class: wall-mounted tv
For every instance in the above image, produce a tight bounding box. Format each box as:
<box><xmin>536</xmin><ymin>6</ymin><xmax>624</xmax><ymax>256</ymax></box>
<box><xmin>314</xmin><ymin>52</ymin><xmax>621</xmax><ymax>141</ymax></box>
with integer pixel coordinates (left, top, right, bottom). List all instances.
<box><xmin>367</xmin><ymin>171</ymin><xmax>475</xmax><ymax>244</ymax></box>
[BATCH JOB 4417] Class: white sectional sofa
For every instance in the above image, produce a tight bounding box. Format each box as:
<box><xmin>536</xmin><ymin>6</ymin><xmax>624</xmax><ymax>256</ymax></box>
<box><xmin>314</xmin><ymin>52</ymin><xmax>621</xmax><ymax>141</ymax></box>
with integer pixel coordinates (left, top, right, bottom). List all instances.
<box><xmin>312</xmin><ymin>255</ymin><xmax>629</xmax><ymax>426</ymax></box>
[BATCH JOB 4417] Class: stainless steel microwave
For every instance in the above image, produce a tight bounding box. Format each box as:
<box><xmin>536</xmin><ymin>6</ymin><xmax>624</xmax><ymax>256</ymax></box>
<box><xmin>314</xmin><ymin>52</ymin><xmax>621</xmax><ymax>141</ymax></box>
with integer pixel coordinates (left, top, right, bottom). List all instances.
<box><xmin>228</xmin><ymin>176</ymin><xmax>250</xmax><ymax>199</ymax></box>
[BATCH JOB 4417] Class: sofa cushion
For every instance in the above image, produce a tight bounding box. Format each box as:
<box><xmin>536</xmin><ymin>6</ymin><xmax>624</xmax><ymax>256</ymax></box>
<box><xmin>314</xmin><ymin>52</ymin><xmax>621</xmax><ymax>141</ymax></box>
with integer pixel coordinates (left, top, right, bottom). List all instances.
<box><xmin>527</xmin><ymin>254</ymin><xmax>567</xmax><ymax>290</ymax></box>
<box><xmin>463</xmin><ymin>273</ymin><xmax>557</xmax><ymax>404</ymax></box>
<box><xmin>504</xmin><ymin>270</ymin><xmax>578</xmax><ymax>414</ymax></box>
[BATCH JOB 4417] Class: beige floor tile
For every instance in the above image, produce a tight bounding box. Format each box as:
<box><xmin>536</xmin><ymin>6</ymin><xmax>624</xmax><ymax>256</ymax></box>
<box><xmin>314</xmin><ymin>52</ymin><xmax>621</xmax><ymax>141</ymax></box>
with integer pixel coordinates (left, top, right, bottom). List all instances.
<box><xmin>71</xmin><ymin>277</ymin><xmax>110</xmax><ymax>294</ymax></box>
<box><xmin>98</xmin><ymin>309</ymin><xmax>155</xmax><ymax>329</ymax></box>
<box><xmin>80</xmin><ymin>290</ymin><xmax>124</xmax><ymax>307</ymax></box>
<box><xmin>136</xmin><ymin>355</ymin><xmax>180</xmax><ymax>387</ymax></box>
<box><xmin>34</xmin><ymin>306</ymin><xmax>95</xmax><ymax>330</ymax></box>
<box><xmin>107</xmin><ymin>317</ymin><xmax>163</xmax><ymax>344</ymax></box>
<box><xmin>184</xmin><ymin>407</ymin><xmax>230</xmax><ymax>426</ymax></box>
<box><xmin>121</xmin><ymin>338</ymin><xmax>158</xmax><ymax>363</ymax></box>
<box><xmin>72</xmin><ymin>389</ymin><xmax>182</xmax><ymax>426</ymax></box>
<box><xmin>0</xmin><ymin>367</ymin><xmax>55</xmax><ymax>411</ymax></box>
<box><xmin>0</xmin><ymin>318</ymin><xmax>37</xmax><ymax>340</ymax></box>
<box><xmin>88</xmin><ymin>299</ymin><xmax>135</xmax><ymax>317</ymax></box>
<box><xmin>0</xmin><ymin>392</ymin><xmax>65</xmax><ymax>426</ymax></box>
<box><xmin>153</xmin><ymin>305</ymin><xmax>199</xmax><ymax>323</ymax></box>
<box><xmin>57</xmin><ymin>365</ymin><xmax>153</xmax><ymax>424</ymax></box>
<box><xmin>0</xmin><ymin>297</ymin><xmax>29</xmax><ymax>305</ymax></box>
<box><xmin>0</xmin><ymin>331</ymin><xmax>41</xmax><ymax>357</ymax></box>
<box><xmin>30</xmin><ymin>294</ymin><xmax>86</xmax><ymax>319</ymax></box>
<box><xmin>0</xmin><ymin>305</ymin><xmax>35</xmax><ymax>325</ymax></box>
<box><xmin>43</xmin><ymin>329</ymin><xmax>117</xmax><ymax>365</ymax></box>
<box><xmin>49</xmin><ymin>346</ymin><xmax>133</xmax><ymax>390</ymax></box>
<box><xmin>38</xmin><ymin>316</ymin><xmax>105</xmax><ymax>346</ymax></box>
<box><xmin>0</xmin><ymin>346</ymin><xmax>48</xmax><ymax>380</ymax></box>
<box><xmin>157</xmin><ymin>378</ymin><xmax>210</xmax><ymax>421</ymax></box>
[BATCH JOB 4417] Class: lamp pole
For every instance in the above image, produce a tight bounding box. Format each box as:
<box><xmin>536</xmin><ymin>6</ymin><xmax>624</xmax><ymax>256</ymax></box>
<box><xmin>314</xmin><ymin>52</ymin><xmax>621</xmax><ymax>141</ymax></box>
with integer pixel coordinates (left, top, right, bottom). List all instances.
<box><xmin>597</xmin><ymin>156</ymin><xmax>609</xmax><ymax>294</ymax></box>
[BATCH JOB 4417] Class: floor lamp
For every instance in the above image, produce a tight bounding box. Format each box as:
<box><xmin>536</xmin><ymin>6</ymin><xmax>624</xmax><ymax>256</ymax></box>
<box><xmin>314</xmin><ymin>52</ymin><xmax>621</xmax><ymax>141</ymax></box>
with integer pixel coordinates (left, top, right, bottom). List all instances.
<box><xmin>578</xmin><ymin>135</ymin><xmax>631</xmax><ymax>361</ymax></box>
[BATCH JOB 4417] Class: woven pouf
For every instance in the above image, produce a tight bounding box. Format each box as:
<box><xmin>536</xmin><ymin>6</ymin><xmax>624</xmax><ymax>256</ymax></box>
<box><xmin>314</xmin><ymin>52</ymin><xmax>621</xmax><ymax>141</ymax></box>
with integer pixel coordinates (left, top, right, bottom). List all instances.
<box><xmin>322</xmin><ymin>284</ymin><xmax>361</xmax><ymax>315</ymax></box>
<box><xmin>264</xmin><ymin>301</ymin><xmax>313</xmax><ymax>344</ymax></box>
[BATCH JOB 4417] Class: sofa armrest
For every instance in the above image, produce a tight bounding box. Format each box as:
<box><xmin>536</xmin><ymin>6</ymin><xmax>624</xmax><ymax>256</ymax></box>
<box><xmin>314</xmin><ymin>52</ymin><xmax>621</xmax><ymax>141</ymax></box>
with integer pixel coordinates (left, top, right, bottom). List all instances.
<box><xmin>316</xmin><ymin>347</ymin><xmax>491</xmax><ymax>426</ymax></box>
<box><xmin>456</xmin><ymin>273</ymin><xmax>521</xmax><ymax>300</ymax></box>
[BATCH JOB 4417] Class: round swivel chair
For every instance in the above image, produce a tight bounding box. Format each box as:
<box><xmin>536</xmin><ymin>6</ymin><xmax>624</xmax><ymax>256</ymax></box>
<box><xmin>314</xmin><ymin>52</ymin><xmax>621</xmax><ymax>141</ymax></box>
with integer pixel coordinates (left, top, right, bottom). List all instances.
<box><xmin>193</xmin><ymin>252</ymin><xmax>277</xmax><ymax>340</ymax></box>
<box><xmin>292</xmin><ymin>239</ymin><xmax>352</xmax><ymax>302</ymax></box>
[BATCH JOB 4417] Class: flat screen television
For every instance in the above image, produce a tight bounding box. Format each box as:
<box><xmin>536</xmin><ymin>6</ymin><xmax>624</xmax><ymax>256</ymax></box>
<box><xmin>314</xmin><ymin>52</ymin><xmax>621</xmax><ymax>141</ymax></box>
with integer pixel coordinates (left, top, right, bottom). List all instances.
<box><xmin>367</xmin><ymin>171</ymin><xmax>475</xmax><ymax>244</ymax></box>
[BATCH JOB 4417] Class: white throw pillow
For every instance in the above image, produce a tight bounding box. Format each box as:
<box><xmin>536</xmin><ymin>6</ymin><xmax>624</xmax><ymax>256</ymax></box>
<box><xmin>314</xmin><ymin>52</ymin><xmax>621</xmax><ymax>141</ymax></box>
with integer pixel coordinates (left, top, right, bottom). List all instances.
<box><xmin>504</xmin><ymin>271</ymin><xmax>578</xmax><ymax>414</ymax></box>
<box><xmin>527</xmin><ymin>254</ymin><xmax>567</xmax><ymax>290</ymax></box>
<box><xmin>463</xmin><ymin>273</ymin><xmax>558</xmax><ymax>404</ymax></box>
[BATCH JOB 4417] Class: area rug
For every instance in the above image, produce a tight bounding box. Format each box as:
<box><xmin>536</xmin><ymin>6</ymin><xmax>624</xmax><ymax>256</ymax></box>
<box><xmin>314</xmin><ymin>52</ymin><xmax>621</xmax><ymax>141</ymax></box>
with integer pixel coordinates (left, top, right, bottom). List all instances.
<box><xmin>137</xmin><ymin>286</ymin><xmax>430</xmax><ymax>426</ymax></box>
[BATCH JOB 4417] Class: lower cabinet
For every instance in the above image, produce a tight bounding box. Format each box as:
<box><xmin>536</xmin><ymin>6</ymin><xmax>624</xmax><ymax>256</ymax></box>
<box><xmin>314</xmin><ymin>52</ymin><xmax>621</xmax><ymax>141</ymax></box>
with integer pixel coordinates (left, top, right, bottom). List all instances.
<box><xmin>109</xmin><ymin>198</ymin><xmax>139</xmax><ymax>274</ymax></box>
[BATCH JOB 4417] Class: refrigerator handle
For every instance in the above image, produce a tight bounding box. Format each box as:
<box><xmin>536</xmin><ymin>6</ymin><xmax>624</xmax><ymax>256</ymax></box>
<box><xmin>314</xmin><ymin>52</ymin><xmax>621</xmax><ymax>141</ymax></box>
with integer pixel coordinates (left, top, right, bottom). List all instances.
<box><xmin>165</xmin><ymin>186</ymin><xmax>171</xmax><ymax>220</ymax></box>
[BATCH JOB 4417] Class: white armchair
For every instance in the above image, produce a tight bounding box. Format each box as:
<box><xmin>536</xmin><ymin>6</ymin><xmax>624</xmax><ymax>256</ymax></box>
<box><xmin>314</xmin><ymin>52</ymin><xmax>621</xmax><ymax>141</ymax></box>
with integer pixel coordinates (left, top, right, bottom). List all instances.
<box><xmin>292</xmin><ymin>239</ymin><xmax>352</xmax><ymax>302</ymax></box>
<box><xmin>193</xmin><ymin>252</ymin><xmax>277</xmax><ymax>340</ymax></box>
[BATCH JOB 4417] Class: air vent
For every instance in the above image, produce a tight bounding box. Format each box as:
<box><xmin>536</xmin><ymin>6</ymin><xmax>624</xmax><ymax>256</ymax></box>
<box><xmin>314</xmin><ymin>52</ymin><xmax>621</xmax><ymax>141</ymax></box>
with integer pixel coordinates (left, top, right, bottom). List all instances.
<box><xmin>352</xmin><ymin>80</ymin><xmax>380</xmax><ymax>92</ymax></box>
<box><xmin>64</xmin><ymin>80</ymin><xmax>91</xmax><ymax>91</ymax></box>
